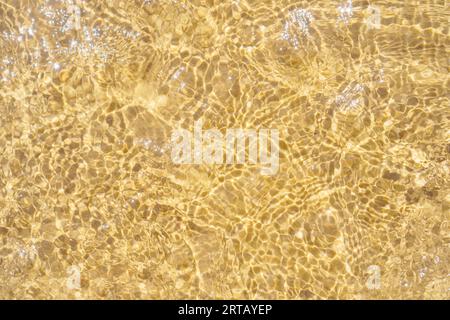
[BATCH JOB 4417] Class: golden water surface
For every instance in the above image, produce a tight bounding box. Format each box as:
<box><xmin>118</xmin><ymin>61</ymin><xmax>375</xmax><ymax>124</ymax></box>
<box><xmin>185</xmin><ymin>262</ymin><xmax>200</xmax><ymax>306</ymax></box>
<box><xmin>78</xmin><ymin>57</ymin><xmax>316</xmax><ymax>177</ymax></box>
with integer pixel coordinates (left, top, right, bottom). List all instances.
<box><xmin>0</xmin><ymin>0</ymin><xmax>449</xmax><ymax>299</ymax></box>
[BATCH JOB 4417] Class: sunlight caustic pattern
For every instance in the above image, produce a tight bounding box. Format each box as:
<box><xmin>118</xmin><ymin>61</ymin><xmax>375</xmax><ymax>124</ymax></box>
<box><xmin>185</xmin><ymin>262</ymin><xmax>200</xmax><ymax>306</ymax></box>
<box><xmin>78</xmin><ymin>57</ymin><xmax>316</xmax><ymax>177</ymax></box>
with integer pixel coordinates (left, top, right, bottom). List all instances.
<box><xmin>0</xmin><ymin>0</ymin><xmax>448</xmax><ymax>299</ymax></box>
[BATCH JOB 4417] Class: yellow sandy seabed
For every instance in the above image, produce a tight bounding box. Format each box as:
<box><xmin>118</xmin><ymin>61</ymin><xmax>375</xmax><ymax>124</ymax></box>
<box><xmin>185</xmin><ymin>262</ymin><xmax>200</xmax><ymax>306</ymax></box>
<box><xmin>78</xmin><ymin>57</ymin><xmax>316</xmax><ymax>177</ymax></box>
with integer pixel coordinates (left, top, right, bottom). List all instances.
<box><xmin>0</xmin><ymin>0</ymin><xmax>448</xmax><ymax>299</ymax></box>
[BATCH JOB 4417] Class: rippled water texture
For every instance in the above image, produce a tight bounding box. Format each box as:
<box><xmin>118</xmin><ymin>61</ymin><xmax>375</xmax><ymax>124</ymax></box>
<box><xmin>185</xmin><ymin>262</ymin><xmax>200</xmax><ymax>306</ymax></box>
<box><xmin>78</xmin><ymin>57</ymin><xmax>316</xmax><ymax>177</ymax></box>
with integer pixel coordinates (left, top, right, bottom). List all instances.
<box><xmin>0</xmin><ymin>0</ymin><xmax>449</xmax><ymax>299</ymax></box>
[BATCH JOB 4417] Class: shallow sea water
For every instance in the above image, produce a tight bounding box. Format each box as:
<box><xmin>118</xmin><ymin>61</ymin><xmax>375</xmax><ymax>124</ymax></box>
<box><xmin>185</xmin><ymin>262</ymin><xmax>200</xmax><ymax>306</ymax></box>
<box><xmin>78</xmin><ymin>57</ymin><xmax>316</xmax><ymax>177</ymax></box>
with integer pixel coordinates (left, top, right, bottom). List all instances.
<box><xmin>0</xmin><ymin>0</ymin><xmax>449</xmax><ymax>299</ymax></box>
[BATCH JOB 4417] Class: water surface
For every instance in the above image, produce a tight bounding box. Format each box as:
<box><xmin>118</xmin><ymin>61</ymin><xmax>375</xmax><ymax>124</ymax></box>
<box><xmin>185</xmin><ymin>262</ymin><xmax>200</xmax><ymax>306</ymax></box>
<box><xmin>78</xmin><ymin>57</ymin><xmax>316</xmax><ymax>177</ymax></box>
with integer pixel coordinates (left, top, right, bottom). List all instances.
<box><xmin>0</xmin><ymin>0</ymin><xmax>448</xmax><ymax>299</ymax></box>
